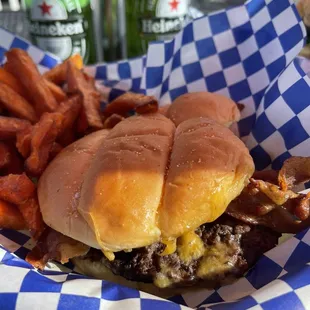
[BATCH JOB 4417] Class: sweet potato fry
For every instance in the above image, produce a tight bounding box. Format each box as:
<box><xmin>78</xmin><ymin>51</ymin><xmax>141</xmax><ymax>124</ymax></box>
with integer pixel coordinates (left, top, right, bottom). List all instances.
<box><xmin>0</xmin><ymin>82</ymin><xmax>37</xmax><ymax>123</ymax></box>
<box><xmin>25</xmin><ymin>112</ymin><xmax>64</xmax><ymax>176</ymax></box>
<box><xmin>83</xmin><ymin>72</ymin><xmax>96</xmax><ymax>88</ymax></box>
<box><xmin>103</xmin><ymin>93</ymin><xmax>158</xmax><ymax>117</ymax></box>
<box><xmin>0</xmin><ymin>142</ymin><xmax>11</xmax><ymax>170</ymax></box>
<box><xmin>18</xmin><ymin>196</ymin><xmax>46</xmax><ymax>240</ymax></box>
<box><xmin>2</xmin><ymin>143</ymin><xmax>24</xmax><ymax>175</ymax></box>
<box><xmin>16</xmin><ymin>126</ymin><xmax>33</xmax><ymax>158</ymax></box>
<box><xmin>56</xmin><ymin>94</ymin><xmax>82</xmax><ymax>133</ymax></box>
<box><xmin>103</xmin><ymin>114</ymin><xmax>124</xmax><ymax>129</ymax></box>
<box><xmin>0</xmin><ymin>200</ymin><xmax>26</xmax><ymax>230</ymax></box>
<box><xmin>67</xmin><ymin>61</ymin><xmax>103</xmax><ymax>129</ymax></box>
<box><xmin>0</xmin><ymin>173</ymin><xmax>36</xmax><ymax>205</ymax></box>
<box><xmin>76</xmin><ymin>107</ymin><xmax>89</xmax><ymax>134</ymax></box>
<box><xmin>44</xmin><ymin>79</ymin><xmax>67</xmax><ymax>103</ymax></box>
<box><xmin>5</xmin><ymin>49</ymin><xmax>58</xmax><ymax>115</ymax></box>
<box><xmin>0</xmin><ymin>116</ymin><xmax>31</xmax><ymax>140</ymax></box>
<box><xmin>135</xmin><ymin>100</ymin><xmax>159</xmax><ymax>115</ymax></box>
<box><xmin>43</xmin><ymin>54</ymin><xmax>83</xmax><ymax>85</ymax></box>
<box><xmin>0</xmin><ymin>68</ymin><xmax>29</xmax><ymax>99</ymax></box>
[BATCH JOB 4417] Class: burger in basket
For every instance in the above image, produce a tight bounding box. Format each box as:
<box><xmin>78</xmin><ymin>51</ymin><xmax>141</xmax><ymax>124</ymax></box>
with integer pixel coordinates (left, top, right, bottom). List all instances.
<box><xmin>1</xmin><ymin>49</ymin><xmax>310</xmax><ymax>295</ymax></box>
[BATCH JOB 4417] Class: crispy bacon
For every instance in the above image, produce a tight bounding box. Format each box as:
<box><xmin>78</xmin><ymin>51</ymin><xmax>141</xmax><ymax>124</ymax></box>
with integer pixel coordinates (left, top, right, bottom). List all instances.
<box><xmin>227</xmin><ymin>178</ymin><xmax>310</xmax><ymax>233</ymax></box>
<box><xmin>26</xmin><ymin>228</ymin><xmax>90</xmax><ymax>270</ymax></box>
<box><xmin>278</xmin><ymin>157</ymin><xmax>310</xmax><ymax>191</ymax></box>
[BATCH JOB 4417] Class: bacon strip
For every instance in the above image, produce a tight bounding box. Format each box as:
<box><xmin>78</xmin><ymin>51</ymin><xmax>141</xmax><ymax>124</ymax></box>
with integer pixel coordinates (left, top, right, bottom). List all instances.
<box><xmin>26</xmin><ymin>228</ymin><xmax>89</xmax><ymax>270</ymax></box>
<box><xmin>278</xmin><ymin>157</ymin><xmax>310</xmax><ymax>191</ymax></box>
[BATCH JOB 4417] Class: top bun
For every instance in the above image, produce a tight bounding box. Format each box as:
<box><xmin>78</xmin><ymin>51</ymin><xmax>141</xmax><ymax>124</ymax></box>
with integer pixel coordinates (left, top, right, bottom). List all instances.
<box><xmin>38</xmin><ymin>113</ymin><xmax>254</xmax><ymax>252</ymax></box>
<box><xmin>166</xmin><ymin>92</ymin><xmax>240</xmax><ymax>127</ymax></box>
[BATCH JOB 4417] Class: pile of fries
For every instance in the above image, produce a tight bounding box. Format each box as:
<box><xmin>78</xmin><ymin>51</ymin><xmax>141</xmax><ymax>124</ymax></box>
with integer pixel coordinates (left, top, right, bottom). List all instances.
<box><xmin>0</xmin><ymin>48</ymin><xmax>159</xmax><ymax>240</ymax></box>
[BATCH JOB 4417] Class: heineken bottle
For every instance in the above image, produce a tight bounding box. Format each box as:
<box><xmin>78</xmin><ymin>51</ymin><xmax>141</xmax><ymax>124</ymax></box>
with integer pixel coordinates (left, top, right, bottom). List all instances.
<box><xmin>22</xmin><ymin>0</ymin><xmax>97</xmax><ymax>64</ymax></box>
<box><xmin>125</xmin><ymin>0</ymin><xmax>190</xmax><ymax>58</ymax></box>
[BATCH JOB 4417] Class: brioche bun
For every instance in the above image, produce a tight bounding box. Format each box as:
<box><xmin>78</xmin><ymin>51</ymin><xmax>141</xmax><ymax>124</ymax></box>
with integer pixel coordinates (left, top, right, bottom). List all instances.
<box><xmin>38</xmin><ymin>113</ymin><xmax>254</xmax><ymax>252</ymax></box>
<box><xmin>166</xmin><ymin>92</ymin><xmax>240</xmax><ymax>127</ymax></box>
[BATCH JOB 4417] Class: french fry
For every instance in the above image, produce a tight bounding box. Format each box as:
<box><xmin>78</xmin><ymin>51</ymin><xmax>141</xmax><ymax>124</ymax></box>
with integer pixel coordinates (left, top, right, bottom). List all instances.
<box><xmin>0</xmin><ymin>116</ymin><xmax>31</xmax><ymax>140</ymax></box>
<box><xmin>3</xmin><ymin>143</ymin><xmax>24</xmax><ymax>175</ymax></box>
<box><xmin>16</xmin><ymin>126</ymin><xmax>33</xmax><ymax>158</ymax></box>
<box><xmin>0</xmin><ymin>174</ymin><xmax>36</xmax><ymax>205</ymax></box>
<box><xmin>67</xmin><ymin>61</ymin><xmax>103</xmax><ymax>129</ymax></box>
<box><xmin>44</xmin><ymin>79</ymin><xmax>67</xmax><ymax>103</ymax></box>
<box><xmin>43</xmin><ymin>54</ymin><xmax>83</xmax><ymax>85</ymax></box>
<box><xmin>103</xmin><ymin>114</ymin><xmax>124</xmax><ymax>129</ymax></box>
<box><xmin>56</xmin><ymin>94</ymin><xmax>82</xmax><ymax>134</ymax></box>
<box><xmin>0</xmin><ymin>142</ymin><xmax>11</xmax><ymax>170</ymax></box>
<box><xmin>83</xmin><ymin>72</ymin><xmax>96</xmax><ymax>88</ymax></box>
<box><xmin>103</xmin><ymin>93</ymin><xmax>158</xmax><ymax>117</ymax></box>
<box><xmin>76</xmin><ymin>107</ymin><xmax>89</xmax><ymax>134</ymax></box>
<box><xmin>0</xmin><ymin>82</ymin><xmax>37</xmax><ymax>123</ymax></box>
<box><xmin>5</xmin><ymin>49</ymin><xmax>58</xmax><ymax>115</ymax></box>
<box><xmin>17</xmin><ymin>196</ymin><xmax>46</xmax><ymax>240</ymax></box>
<box><xmin>0</xmin><ymin>200</ymin><xmax>27</xmax><ymax>230</ymax></box>
<box><xmin>25</xmin><ymin>112</ymin><xmax>64</xmax><ymax>176</ymax></box>
<box><xmin>135</xmin><ymin>100</ymin><xmax>159</xmax><ymax>115</ymax></box>
<box><xmin>0</xmin><ymin>68</ymin><xmax>29</xmax><ymax>99</ymax></box>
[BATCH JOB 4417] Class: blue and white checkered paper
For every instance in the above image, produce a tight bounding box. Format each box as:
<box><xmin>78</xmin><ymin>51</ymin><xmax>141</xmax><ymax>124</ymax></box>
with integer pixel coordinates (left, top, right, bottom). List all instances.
<box><xmin>1</xmin><ymin>0</ymin><xmax>310</xmax><ymax>309</ymax></box>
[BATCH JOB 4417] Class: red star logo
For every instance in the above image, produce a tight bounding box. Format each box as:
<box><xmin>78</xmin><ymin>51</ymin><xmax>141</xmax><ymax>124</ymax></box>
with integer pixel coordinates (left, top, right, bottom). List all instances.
<box><xmin>169</xmin><ymin>0</ymin><xmax>179</xmax><ymax>11</ymax></box>
<box><xmin>38</xmin><ymin>1</ymin><xmax>52</xmax><ymax>16</ymax></box>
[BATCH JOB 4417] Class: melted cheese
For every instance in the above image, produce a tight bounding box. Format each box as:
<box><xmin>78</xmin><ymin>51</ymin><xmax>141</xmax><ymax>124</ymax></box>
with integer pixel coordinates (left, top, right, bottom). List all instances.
<box><xmin>177</xmin><ymin>230</ymin><xmax>205</xmax><ymax>264</ymax></box>
<box><xmin>197</xmin><ymin>243</ymin><xmax>234</xmax><ymax>278</ymax></box>
<box><xmin>154</xmin><ymin>272</ymin><xmax>172</xmax><ymax>288</ymax></box>
<box><xmin>160</xmin><ymin>238</ymin><xmax>177</xmax><ymax>256</ymax></box>
<box><xmin>102</xmin><ymin>250</ymin><xmax>115</xmax><ymax>261</ymax></box>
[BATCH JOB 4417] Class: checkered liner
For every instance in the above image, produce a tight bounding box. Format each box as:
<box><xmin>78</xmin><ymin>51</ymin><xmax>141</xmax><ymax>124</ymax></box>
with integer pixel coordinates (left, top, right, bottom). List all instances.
<box><xmin>1</xmin><ymin>0</ymin><xmax>310</xmax><ymax>309</ymax></box>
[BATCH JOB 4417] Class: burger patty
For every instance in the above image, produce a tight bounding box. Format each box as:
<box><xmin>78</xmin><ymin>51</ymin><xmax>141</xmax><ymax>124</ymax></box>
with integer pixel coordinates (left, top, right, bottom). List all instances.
<box><xmin>81</xmin><ymin>215</ymin><xmax>280</xmax><ymax>288</ymax></box>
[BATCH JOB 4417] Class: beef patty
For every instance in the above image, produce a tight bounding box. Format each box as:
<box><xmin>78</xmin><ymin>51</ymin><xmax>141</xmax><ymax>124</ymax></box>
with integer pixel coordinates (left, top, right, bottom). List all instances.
<box><xmin>78</xmin><ymin>215</ymin><xmax>280</xmax><ymax>288</ymax></box>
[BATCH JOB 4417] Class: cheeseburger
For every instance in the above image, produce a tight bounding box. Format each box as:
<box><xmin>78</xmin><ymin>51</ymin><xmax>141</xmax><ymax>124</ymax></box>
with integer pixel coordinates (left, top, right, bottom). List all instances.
<box><xmin>30</xmin><ymin>92</ymin><xmax>284</xmax><ymax>293</ymax></box>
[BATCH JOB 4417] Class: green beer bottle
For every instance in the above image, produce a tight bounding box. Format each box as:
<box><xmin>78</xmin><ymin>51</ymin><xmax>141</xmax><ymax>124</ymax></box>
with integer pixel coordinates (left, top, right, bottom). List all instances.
<box><xmin>126</xmin><ymin>0</ymin><xmax>190</xmax><ymax>58</ymax></box>
<box><xmin>22</xmin><ymin>0</ymin><xmax>96</xmax><ymax>64</ymax></box>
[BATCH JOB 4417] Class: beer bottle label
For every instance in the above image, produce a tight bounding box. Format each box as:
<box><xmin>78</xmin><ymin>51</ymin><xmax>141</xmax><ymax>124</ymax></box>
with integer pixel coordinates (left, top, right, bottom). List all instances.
<box><xmin>140</xmin><ymin>0</ymin><xmax>189</xmax><ymax>41</ymax></box>
<box><xmin>26</xmin><ymin>0</ymin><xmax>91</xmax><ymax>62</ymax></box>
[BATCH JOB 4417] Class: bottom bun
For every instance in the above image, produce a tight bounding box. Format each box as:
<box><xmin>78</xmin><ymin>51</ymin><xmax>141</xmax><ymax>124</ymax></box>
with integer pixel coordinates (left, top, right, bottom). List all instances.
<box><xmin>72</xmin><ymin>215</ymin><xmax>280</xmax><ymax>297</ymax></box>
